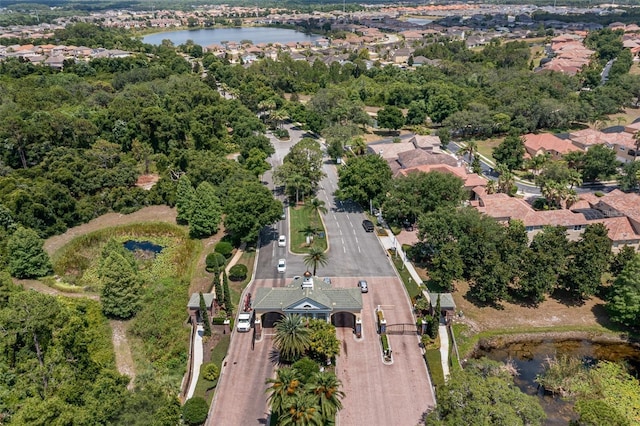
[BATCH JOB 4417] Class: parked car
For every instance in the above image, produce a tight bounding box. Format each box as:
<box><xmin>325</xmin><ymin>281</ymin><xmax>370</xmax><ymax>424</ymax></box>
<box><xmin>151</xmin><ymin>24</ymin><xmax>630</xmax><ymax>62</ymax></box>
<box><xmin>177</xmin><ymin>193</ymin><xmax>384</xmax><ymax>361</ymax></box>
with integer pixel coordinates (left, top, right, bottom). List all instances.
<box><xmin>277</xmin><ymin>258</ymin><xmax>286</xmax><ymax>273</ymax></box>
<box><xmin>362</xmin><ymin>219</ymin><xmax>374</xmax><ymax>232</ymax></box>
<box><xmin>358</xmin><ymin>280</ymin><xmax>368</xmax><ymax>293</ymax></box>
<box><xmin>236</xmin><ymin>311</ymin><xmax>252</xmax><ymax>332</ymax></box>
<box><xmin>281</xmin><ymin>208</ymin><xmax>286</xmax><ymax>219</ymax></box>
<box><xmin>278</xmin><ymin>235</ymin><xmax>286</xmax><ymax>247</ymax></box>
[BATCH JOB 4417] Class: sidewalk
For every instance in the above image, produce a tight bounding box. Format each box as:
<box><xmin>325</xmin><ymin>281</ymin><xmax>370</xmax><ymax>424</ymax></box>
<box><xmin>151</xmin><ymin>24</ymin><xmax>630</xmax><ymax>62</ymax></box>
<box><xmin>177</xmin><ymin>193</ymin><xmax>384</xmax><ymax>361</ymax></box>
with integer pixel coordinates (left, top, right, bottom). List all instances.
<box><xmin>186</xmin><ymin>325</ymin><xmax>204</xmax><ymax>399</ymax></box>
<box><xmin>438</xmin><ymin>324</ymin><xmax>450</xmax><ymax>381</ymax></box>
<box><xmin>378</xmin><ymin>230</ymin><xmax>428</xmax><ymax>303</ymax></box>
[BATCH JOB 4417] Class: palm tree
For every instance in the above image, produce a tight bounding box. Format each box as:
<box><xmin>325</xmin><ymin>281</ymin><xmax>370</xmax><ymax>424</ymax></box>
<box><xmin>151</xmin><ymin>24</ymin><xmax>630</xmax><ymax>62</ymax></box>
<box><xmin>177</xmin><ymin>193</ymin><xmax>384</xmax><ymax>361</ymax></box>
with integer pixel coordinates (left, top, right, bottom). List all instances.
<box><xmin>274</xmin><ymin>315</ymin><xmax>311</xmax><ymax>363</ymax></box>
<box><xmin>459</xmin><ymin>140</ymin><xmax>478</xmax><ymax>163</ymax></box>
<box><xmin>304</xmin><ymin>248</ymin><xmax>328</xmax><ymax>276</ymax></box>
<box><xmin>304</xmin><ymin>198</ymin><xmax>327</xmax><ymax>231</ymax></box>
<box><xmin>266</xmin><ymin>367</ymin><xmax>301</xmax><ymax>418</ymax></box>
<box><xmin>278</xmin><ymin>393</ymin><xmax>323</xmax><ymax>426</ymax></box>
<box><xmin>349</xmin><ymin>137</ymin><xmax>367</xmax><ymax>156</ymax></box>
<box><xmin>306</xmin><ymin>371</ymin><xmax>345</xmax><ymax>422</ymax></box>
<box><xmin>496</xmin><ymin>164</ymin><xmax>515</xmax><ymax>194</ymax></box>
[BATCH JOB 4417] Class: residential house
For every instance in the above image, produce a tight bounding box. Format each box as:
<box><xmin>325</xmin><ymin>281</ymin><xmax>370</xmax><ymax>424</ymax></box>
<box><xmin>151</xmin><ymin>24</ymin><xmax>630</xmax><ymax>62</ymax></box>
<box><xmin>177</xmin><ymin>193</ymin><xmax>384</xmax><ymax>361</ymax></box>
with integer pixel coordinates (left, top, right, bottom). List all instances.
<box><xmin>523</xmin><ymin>133</ymin><xmax>581</xmax><ymax>160</ymax></box>
<box><xmin>398</xmin><ymin>164</ymin><xmax>487</xmax><ymax>196</ymax></box>
<box><xmin>392</xmin><ymin>47</ymin><xmax>412</xmax><ymax>64</ymax></box>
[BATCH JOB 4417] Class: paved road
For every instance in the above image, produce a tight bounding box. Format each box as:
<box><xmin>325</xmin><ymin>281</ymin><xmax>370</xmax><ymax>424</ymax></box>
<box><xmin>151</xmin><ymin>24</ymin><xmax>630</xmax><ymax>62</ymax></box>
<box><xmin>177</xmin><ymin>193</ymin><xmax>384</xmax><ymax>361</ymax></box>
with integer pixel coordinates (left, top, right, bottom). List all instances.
<box><xmin>208</xmin><ymin>125</ymin><xmax>436</xmax><ymax>425</ymax></box>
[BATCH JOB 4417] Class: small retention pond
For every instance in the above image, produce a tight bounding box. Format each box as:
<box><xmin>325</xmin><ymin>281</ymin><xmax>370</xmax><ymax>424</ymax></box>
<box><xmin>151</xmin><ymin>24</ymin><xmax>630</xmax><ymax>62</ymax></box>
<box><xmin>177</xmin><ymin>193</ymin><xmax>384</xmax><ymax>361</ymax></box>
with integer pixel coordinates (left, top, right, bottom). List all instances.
<box><xmin>123</xmin><ymin>240</ymin><xmax>164</xmax><ymax>256</ymax></box>
<box><xmin>474</xmin><ymin>338</ymin><xmax>640</xmax><ymax>425</ymax></box>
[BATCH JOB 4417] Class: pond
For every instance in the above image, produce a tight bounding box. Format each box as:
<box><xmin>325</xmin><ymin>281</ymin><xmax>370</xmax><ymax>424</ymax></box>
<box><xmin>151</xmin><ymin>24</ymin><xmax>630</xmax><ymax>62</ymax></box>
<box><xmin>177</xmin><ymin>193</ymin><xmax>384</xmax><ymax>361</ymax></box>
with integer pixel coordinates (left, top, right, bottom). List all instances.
<box><xmin>474</xmin><ymin>338</ymin><xmax>640</xmax><ymax>425</ymax></box>
<box><xmin>123</xmin><ymin>240</ymin><xmax>164</xmax><ymax>256</ymax></box>
<box><xmin>142</xmin><ymin>27</ymin><xmax>321</xmax><ymax>46</ymax></box>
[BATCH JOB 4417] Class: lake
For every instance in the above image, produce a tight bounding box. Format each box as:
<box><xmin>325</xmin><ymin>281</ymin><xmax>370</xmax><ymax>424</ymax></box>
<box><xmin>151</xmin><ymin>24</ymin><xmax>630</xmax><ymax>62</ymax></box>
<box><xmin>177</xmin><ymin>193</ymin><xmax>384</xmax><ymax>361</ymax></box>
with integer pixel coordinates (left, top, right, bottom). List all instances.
<box><xmin>406</xmin><ymin>18</ymin><xmax>433</xmax><ymax>26</ymax></box>
<box><xmin>142</xmin><ymin>27</ymin><xmax>321</xmax><ymax>46</ymax></box>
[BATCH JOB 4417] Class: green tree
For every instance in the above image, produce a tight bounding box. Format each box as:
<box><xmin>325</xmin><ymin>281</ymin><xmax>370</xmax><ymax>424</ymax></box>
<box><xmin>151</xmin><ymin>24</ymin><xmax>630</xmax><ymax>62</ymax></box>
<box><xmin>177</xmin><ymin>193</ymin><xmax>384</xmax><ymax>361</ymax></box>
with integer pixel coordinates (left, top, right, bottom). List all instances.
<box><xmin>429</xmin><ymin>242</ymin><xmax>463</xmax><ymax>291</ymax></box>
<box><xmin>563</xmin><ymin>223</ymin><xmax>611</xmax><ymax>301</ymax></box>
<box><xmin>303</xmin><ymin>197</ymin><xmax>327</xmax><ymax>232</ymax></box>
<box><xmin>222</xmin><ymin>270</ymin><xmax>232</xmax><ymax>315</ymax></box>
<box><xmin>6</xmin><ymin>227</ymin><xmax>52</xmax><ymax>279</ymax></box>
<box><xmin>519</xmin><ymin>226</ymin><xmax>569</xmax><ymax>304</ymax></box>
<box><xmin>176</xmin><ymin>174</ymin><xmax>195</xmax><ymax>224</ymax></box>
<box><xmin>243</xmin><ymin>147</ymin><xmax>271</xmax><ymax>179</ymax></box>
<box><xmin>304</xmin><ymin>248</ymin><xmax>328</xmax><ymax>276</ymax></box>
<box><xmin>337</xmin><ymin>154</ymin><xmax>392</xmax><ymax>207</ymax></box>
<box><xmin>606</xmin><ymin>254</ymin><xmax>640</xmax><ymax>327</ymax></box>
<box><xmin>610</xmin><ymin>245</ymin><xmax>636</xmax><ymax>277</ymax></box>
<box><xmin>278</xmin><ymin>393</ymin><xmax>322</xmax><ymax>426</ymax></box>
<box><xmin>189</xmin><ymin>181</ymin><xmax>222</xmax><ymax>238</ymax></box>
<box><xmin>382</xmin><ymin>171</ymin><xmax>466</xmax><ymax>227</ymax></box>
<box><xmin>201</xmin><ymin>362</ymin><xmax>220</xmax><ymax>381</ymax></box>
<box><xmin>307</xmin><ymin>319</ymin><xmax>340</xmax><ymax>363</ymax></box>
<box><xmin>426</xmin><ymin>358</ymin><xmax>545</xmax><ymax>425</ymax></box>
<box><xmin>274</xmin><ymin>314</ymin><xmax>312</xmax><ymax>363</ymax></box>
<box><xmin>376</xmin><ymin>105</ymin><xmax>405</xmax><ymax>131</ymax></box>
<box><xmin>582</xmin><ymin>144</ymin><xmax>618</xmax><ymax>182</ymax></box>
<box><xmin>618</xmin><ymin>161</ymin><xmax>640</xmax><ymax>193</ymax></box>
<box><xmin>182</xmin><ymin>397</ymin><xmax>209</xmax><ymax>425</ymax></box>
<box><xmin>266</xmin><ymin>367</ymin><xmax>302</xmax><ymax>419</ymax></box>
<box><xmin>427</xmin><ymin>93</ymin><xmax>458</xmax><ymax>123</ymax></box>
<box><xmin>100</xmin><ymin>251</ymin><xmax>142</xmax><ymax>319</ymax></box>
<box><xmin>493</xmin><ymin>134</ymin><xmax>525</xmax><ymax>171</ymax></box>
<box><xmin>406</xmin><ymin>100</ymin><xmax>427</xmax><ymax>125</ymax></box>
<box><xmin>199</xmin><ymin>292</ymin><xmax>211</xmax><ymax>336</ymax></box>
<box><xmin>213</xmin><ymin>271</ymin><xmax>223</xmax><ymax>307</ymax></box>
<box><xmin>306</xmin><ymin>371</ymin><xmax>344</xmax><ymax>423</ymax></box>
<box><xmin>224</xmin><ymin>181</ymin><xmax>282</xmax><ymax>243</ymax></box>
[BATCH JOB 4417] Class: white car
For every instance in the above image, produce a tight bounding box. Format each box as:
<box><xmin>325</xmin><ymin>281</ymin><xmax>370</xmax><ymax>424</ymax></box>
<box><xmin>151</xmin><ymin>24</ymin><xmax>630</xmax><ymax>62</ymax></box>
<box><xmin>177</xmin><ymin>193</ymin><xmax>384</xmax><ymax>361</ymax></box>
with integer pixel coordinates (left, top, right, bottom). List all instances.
<box><xmin>278</xmin><ymin>235</ymin><xmax>286</xmax><ymax>247</ymax></box>
<box><xmin>277</xmin><ymin>258</ymin><xmax>286</xmax><ymax>273</ymax></box>
<box><xmin>236</xmin><ymin>312</ymin><xmax>252</xmax><ymax>332</ymax></box>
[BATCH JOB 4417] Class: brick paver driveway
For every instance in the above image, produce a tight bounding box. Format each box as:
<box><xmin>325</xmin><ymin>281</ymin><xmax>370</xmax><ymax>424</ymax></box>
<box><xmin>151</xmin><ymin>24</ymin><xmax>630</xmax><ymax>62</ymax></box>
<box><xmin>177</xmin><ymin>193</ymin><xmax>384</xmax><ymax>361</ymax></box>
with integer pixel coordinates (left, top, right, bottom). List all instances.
<box><xmin>332</xmin><ymin>277</ymin><xmax>435</xmax><ymax>426</ymax></box>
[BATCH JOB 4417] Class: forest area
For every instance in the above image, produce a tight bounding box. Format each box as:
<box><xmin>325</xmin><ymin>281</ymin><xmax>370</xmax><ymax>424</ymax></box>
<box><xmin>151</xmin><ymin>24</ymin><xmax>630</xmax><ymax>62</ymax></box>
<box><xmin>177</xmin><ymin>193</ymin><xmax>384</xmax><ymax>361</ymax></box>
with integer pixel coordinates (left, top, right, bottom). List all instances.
<box><xmin>1</xmin><ymin>21</ymin><xmax>640</xmax><ymax>424</ymax></box>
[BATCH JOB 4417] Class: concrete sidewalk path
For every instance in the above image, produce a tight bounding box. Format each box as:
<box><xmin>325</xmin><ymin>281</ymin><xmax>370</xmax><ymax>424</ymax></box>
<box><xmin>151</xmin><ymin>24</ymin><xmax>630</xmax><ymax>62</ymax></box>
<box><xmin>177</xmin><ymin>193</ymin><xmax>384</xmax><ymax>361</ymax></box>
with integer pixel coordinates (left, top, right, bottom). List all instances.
<box><xmin>186</xmin><ymin>325</ymin><xmax>204</xmax><ymax>399</ymax></box>
<box><xmin>438</xmin><ymin>324</ymin><xmax>450</xmax><ymax>381</ymax></box>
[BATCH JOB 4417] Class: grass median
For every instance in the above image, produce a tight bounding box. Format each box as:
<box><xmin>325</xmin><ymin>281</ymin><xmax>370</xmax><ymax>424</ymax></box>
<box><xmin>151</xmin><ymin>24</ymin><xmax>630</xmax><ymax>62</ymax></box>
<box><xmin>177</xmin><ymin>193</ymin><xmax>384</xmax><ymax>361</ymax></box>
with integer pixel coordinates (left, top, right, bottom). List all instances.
<box><xmin>288</xmin><ymin>205</ymin><xmax>327</xmax><ymax>254</ymax></box>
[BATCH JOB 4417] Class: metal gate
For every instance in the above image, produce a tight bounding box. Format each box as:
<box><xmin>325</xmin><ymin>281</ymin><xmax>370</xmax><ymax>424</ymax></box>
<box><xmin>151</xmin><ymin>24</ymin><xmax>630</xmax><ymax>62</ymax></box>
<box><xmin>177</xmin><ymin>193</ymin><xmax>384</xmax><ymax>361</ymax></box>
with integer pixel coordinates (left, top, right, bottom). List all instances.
<box><xmin>385</xmin><ymin>323</ymin><xmax>419</xmax><ymax>335</ymax></box>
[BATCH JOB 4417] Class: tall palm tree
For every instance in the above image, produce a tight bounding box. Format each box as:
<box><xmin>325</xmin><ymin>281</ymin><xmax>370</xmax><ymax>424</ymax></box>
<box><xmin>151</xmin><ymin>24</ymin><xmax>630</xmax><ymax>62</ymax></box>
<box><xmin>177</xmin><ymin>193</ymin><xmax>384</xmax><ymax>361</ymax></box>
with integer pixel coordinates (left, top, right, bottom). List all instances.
<box><xmin>304</xmin><ymin>197</ymin><xmax>327</xmax><ymax>231</ymax></box>
<box><xmin>350</xmin><ymin>137</ymin><xmax>367</xmax><ymax>156</ymax></box>
<box><xmin>459</xmin><ymin>140</ymin><xmax>478</xmax><ymax>163</ymax></box>
<box><xmin>274</xmin><ymin>315</ymin><xmax>311</xmax><ymax>363</ymax></box>
<box><xmin>304</xmin><ymin>248</ymin><xmax>328</xmax><ymax>276</ymax></box>
<box><xmin>496</xmin><ymin>164</ymin><xmax>515</xmax><ymax>194</ymax></box>
<box><xmin>278</xmin><ymin>393</ymin><xmax>323</xmax><ymax>426</ymax></box>
<box><xmin>306</xmin><ymin>371</ymin><xmax>345</xmax><ymax>422</ymax></box>
<box><xmin>266</xmin><ymin>367</ymin><xmax>301</xmax><ymax>418</ymax></box>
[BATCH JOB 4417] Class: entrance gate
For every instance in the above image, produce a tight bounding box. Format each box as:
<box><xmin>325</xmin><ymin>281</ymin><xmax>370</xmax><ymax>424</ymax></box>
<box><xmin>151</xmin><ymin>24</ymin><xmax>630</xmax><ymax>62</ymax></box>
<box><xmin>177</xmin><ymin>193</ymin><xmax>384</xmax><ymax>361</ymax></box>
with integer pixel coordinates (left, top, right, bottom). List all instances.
<box><xmin>385</xmin><ymin>323</ymin><xmax>419</xmax><ymax>335</ymax></box>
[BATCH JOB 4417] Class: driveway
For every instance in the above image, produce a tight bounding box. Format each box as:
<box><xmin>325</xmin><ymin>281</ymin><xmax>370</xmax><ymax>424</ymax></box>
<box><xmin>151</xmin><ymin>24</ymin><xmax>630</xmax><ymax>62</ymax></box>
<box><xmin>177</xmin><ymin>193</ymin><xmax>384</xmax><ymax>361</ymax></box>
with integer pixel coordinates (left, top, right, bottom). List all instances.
<box><xmin>332</xmin><ymin>277</ymin><xmax>435</xmax><ymax>426</ymax></box>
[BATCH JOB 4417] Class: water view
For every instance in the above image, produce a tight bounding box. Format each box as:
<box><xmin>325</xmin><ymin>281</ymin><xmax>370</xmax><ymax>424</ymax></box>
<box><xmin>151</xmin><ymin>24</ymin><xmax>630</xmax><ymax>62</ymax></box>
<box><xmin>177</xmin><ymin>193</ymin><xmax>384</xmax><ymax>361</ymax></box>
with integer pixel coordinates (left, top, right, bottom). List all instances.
<box><xmin>406</xmin><ymin>18</ymin><xmax>433</xmax><ymax>26</ymax></box>
<box><xmin>142</xmin><ymin>27</ymin><xmax>321</xmax><ymax>46</ymax></box>
<box><xmin>474</xmin><ymin>339</ymin><xmax>640</xmax><ymax>425</ymax></box>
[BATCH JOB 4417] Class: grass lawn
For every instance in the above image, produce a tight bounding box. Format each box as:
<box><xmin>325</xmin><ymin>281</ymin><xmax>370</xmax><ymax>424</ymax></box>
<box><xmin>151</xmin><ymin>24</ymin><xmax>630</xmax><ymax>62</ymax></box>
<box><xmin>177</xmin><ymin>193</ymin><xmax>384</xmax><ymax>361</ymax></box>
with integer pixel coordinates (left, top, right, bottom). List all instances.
<box><xmin>474</xmin><ymin>137</ymin><xmax>503</xmax><ymax>161</ymax></box>
<box><xmin>390</xmin><ymin>249</ymin><xmax>422</xmax><ymax>299</ymax></box>
<box><xmin>194</xmin><ymin>334</ymin><xmax>231</xmax><ymax>403</ymax></box>
<box><xmin>425</xmin><ymin>348</ymin><xmax>445</xmax><ymax>389</ymax></box>
<box><xmin>229</xmin><ymin>249</ymin><xmax>256</xmax><ymax>308</ymax></box>
<box><xmin>289</xmin><ymin>206</ymin><xmax>327</xmax><ymax>254</ymax></box>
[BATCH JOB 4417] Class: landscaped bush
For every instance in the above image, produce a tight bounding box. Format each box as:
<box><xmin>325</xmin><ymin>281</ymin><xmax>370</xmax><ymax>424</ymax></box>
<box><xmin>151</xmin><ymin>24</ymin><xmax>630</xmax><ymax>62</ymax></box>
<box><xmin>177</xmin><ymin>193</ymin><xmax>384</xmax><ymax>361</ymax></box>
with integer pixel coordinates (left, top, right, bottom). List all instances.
<box><xmin>273</xmin><ymin>128</ymin><xmax>290</xmax><ymax>139</ymax></box>
<box><xmin>381</xmin><ymin>334</ymin><xmax>389</xmax><ymax>352</ymax></box>
<box><xmin>228</xmin><ymin>264</ymin><xmax>247</xmax><ymax>281</ymax></box>
<box><xmin>205</xmin><ymin>252</ymin><xmax>226</xmax><ymax>271</ymax></box>
<box><xmin>292</xmin><ymin>357</ymin><xmax>320</xmax><ymax>382</ymax></box>
<box><xmin>214</xmin><ymin>241</ymin><xmax>233</xmax><ymax>258</ymax></box>
<box><xmin>182</xmin><ymin>397</ymin><xmax>209</xmax><ymax>425</ymax></box>
<box><xmin>201</xmin><ymin>362</ymin><xmax>220</xmax><ymax>381</ymax></box>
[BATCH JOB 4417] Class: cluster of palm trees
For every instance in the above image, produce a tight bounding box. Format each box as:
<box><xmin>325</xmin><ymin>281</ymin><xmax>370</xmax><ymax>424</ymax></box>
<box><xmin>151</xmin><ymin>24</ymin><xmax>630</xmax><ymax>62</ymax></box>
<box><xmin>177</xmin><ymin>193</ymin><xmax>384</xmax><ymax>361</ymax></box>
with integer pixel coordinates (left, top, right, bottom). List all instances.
<box><xmin>267</xmin><ymin>314</ymin><xmax>345</xmax><ymax>425</ymax></box>
<box><xmin>266</xmin><ymin>366</ymin><xmax>344</xmax><ymax>426</ymax></box>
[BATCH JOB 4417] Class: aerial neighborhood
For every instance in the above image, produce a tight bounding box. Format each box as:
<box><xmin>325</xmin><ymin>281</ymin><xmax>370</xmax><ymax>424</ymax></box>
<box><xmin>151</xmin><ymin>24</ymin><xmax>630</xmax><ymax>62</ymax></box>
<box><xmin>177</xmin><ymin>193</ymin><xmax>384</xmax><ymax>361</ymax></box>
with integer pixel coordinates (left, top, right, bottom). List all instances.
<box><xmin>1</xmin><ymin>1</ymin><xmax>640</xmax><ymax>425</ymax></box>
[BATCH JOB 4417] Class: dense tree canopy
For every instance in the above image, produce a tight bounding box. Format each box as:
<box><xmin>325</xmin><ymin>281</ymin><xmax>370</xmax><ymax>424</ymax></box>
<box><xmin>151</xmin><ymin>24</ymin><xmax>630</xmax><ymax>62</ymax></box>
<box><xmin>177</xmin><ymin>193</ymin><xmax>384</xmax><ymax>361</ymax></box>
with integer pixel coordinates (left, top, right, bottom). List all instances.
<box><xmin>337</xmin><ymin>154</ymin><xmax>392</xmax><ymax>207</ymax></box>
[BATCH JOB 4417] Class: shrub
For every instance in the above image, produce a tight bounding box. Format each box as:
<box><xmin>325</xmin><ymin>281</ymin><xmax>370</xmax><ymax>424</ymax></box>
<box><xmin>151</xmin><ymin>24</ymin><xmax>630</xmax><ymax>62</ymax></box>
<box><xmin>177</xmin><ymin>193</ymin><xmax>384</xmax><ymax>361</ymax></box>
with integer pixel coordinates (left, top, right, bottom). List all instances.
<box><xmin>228</xmin><ymin>264</ymin><xmax>248</xmax><ymax>281</ymax></box>
<box><xmin>381</xmin><ymin>334</ymin><xmax>389</xmax><ymax>352</ymax></box>
<box><xmin>182</xmin><ymin>397</ymin><xmax>209</xmax><ymax>425</ymax></box>
<box><xmin>292</xmin><ymin>357</ymin><xmax>320</xmax><ymax>382</ymax></box>
<box><xmin>214</xmin><ymin>241</ymin><xmax>234</xmax><ymax>258</ymax></box>
<box><xmin>201</xmin><ymin>362</ymin><xmax>220</xmax><ymax>381</ymax></box>
<box><xmin>205</xmin><ymin>252</ymin><xmax>226</xmax><ymax>271</ymax></box>
<box><xmin>274</xmin><ymin>128</ymin><xmax>290</xmax><ymax>139</ymax></box>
